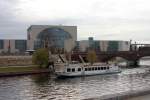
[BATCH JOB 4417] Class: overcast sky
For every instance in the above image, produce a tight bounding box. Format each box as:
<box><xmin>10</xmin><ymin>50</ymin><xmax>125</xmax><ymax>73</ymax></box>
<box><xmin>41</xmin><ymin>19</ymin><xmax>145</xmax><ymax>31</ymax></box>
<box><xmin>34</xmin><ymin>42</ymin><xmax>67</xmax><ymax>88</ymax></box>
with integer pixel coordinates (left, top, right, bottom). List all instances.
<box><xmin>0</xmin><ymin>0</ymin><xmax>150</xmax><ymax>43</ymax></box>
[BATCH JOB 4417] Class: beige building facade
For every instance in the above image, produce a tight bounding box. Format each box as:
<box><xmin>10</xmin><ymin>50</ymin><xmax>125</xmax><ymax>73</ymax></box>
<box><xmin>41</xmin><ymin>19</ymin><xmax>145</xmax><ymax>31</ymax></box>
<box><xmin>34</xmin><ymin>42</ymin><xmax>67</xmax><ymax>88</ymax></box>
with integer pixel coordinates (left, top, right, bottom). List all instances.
<box><xmin>78</xmin><ymin>40</ymin><xmax>89</xmax><ymax>52</ymax></box>
<box><xmin>27</xmin><ymin>25</ymin><xmax>77</xmax><ymax>52</ymax></box>
<box><xmin>100</xmin><ymin>41</ymin><xmax>109</xmax><ymax>52</ymax></box>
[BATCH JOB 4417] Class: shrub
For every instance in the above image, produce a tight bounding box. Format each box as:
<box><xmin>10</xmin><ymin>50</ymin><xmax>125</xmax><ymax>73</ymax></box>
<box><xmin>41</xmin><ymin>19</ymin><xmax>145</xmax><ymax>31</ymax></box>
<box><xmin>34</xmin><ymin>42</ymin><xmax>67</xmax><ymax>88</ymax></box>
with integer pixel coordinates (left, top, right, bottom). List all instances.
<box><xmin>32</xmin><ymin>48</ymin><xmax>49</xmax><ymax>68</ymax></box>
<box><xmin>87</xmin><ymin>50</ymin><xmax>97</xmax><ymax>65</ymax></box>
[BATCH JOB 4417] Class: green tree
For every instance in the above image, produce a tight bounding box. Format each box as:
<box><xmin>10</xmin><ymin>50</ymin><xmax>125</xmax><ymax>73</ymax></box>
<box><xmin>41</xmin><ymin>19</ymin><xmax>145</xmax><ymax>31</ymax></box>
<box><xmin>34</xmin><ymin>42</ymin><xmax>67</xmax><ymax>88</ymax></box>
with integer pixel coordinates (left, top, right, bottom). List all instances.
<box><xmin>32</xmin><ymin>48</ymin><xmax>49</xmax><ymax>68</ymax></box>
<box><xmin>87</xmin><ymin>50</ymin><xmax>97</xmax><ymax>65</ymax></box>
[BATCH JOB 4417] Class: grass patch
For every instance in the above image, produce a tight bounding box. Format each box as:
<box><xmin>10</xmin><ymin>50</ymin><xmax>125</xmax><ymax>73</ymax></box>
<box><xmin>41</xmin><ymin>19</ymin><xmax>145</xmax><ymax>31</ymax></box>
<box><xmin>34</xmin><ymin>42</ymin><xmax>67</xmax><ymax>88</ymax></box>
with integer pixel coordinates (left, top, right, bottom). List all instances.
<box><xmin>0</xmin><ymin>66</ymin><xmax>48</xmax><ymax>73</ymax></box>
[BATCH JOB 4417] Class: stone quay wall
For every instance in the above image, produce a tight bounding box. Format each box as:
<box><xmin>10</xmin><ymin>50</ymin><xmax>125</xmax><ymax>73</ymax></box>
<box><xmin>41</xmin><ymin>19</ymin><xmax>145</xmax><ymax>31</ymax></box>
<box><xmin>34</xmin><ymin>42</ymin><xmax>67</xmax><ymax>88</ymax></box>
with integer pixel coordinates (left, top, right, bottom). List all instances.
<box><xmin>0</xmin><ymin>56</ymin><xmax>33</xmax><ymax>66</ymax></box>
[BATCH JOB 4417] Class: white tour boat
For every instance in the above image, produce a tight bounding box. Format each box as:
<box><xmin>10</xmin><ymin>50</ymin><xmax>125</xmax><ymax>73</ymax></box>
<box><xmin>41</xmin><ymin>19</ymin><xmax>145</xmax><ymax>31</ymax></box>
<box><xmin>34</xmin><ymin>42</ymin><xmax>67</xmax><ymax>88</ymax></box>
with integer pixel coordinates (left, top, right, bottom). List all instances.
<box><xmin>54</xmin><ymin>61</ymin><xmax>121</xmax><ymax>78</ymax></box>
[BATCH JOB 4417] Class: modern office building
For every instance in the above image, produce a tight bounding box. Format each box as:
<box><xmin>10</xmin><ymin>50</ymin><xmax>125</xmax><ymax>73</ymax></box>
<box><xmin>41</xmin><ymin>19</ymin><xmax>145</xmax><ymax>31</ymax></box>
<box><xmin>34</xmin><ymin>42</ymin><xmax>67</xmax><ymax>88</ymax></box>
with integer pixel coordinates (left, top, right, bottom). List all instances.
<box><xmin>27</xmin><ymin>25</ymin><xmax>77</xmax><ymax>53</ymax></box>
<box><xmin>74</xmin><ymin>37</ymin><xmax>130</xmax><ymax>52</ymax></box>
<box><xmin>0</xmin><ymin>25</ymin><xmax>77</xmax><ymax>54</ymax></box>
<box><xmin>0</xmin><ymin>39</ymin><xmax>27</xmax><ymax>53</ymax></box>
<box><xmin>0</xmin><ymin>25</ymin><xmax>131</xmax><ymax>54</ymax></box>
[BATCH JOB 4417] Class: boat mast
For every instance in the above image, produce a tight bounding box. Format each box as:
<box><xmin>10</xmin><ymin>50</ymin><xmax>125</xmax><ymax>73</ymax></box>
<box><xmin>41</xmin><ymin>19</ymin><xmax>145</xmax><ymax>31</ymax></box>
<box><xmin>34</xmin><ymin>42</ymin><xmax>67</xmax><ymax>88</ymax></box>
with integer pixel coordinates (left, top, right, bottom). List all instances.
<box><xmin>58</xmin><ymin>54</ymin><xmax>66</xmax><ymax>63</ymax></box>
<box><xmin>79</xmin><ymin>55</ymin><xmax>85</xmax><ymax>65</ymax></box>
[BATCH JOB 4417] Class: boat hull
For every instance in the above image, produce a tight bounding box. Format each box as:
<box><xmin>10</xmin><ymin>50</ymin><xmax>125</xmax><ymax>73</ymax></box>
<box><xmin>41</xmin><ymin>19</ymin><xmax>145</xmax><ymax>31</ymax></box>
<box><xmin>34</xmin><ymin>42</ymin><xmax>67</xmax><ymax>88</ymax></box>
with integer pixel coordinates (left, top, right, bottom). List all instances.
<box><xmin>56</xmin><ymin>70</ymin><xmax>121</xmax><ymax>78</ymax></box>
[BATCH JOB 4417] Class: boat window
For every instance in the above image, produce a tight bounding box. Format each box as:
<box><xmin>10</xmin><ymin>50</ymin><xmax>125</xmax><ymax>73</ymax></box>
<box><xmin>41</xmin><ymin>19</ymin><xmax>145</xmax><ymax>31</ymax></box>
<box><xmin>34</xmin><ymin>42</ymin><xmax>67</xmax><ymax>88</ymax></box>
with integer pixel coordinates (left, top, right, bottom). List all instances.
<box><xmin>95</xmin><ymin>67</ymin><xmax>97</xmax><ymax>70</ymax></box>
<box><xmin>78</xmin><ymin>68</ymin><xmax>81</xmax><ymax>71</ymax></box>
<box><xmin>92</xmin><ymin>67</ymin><xmax>94</xmax><ymax>70</ymax></box>
<box><xmin>72</xmin><ymin>68</ymin><xmax>75</xmax><ymax>72</ymax></box>
<box><xmin>85</xmin><ymin>68</ymin><xmax>87</xmax><ymax>71</ymax></box>
<box><xmin>107</xmin><ymin>67</ymin><xmax>109</xmax><ymax>70</ymax></box>
<box><xmin>101</xmin><ymin>67</ymin><xmax>103</xmax><ymax>70</ymax></box>
<box><xmin>88</xmin><ymin>68</ymin><xmax>91</xmax><ymax>71</ymax></box>
<box><xmin>104</xmin><ymin>67</ymin><xmax>106</xmax><ymax>70</ymax></box>
<box><xmin>71</xmin><ymin>61</ymin><xmax>79</xmax><ymax>64</ymax></box>
<box><xmin>98</xmin><ymin>67</ymin><xmax>100</xmax><ymax>70</ymax></box>
<box><xmin>67</xmin><ymin>68</ymin><xmax>71</xmax><ymax>72</ymax></box>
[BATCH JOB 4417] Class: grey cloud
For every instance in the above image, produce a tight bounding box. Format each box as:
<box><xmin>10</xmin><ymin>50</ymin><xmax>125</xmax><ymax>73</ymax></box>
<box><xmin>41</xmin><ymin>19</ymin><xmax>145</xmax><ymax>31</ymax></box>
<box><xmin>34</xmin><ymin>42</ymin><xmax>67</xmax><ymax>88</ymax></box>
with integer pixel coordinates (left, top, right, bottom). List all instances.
<box><xmin>0</xmin><ymin>0</ymin><xmax>28</xmax><ymax>39</ymax></box>
<box><xmin>0</xmin><ymin>0</ymin><xmax>150</xmax><ymax>43</ymax></box>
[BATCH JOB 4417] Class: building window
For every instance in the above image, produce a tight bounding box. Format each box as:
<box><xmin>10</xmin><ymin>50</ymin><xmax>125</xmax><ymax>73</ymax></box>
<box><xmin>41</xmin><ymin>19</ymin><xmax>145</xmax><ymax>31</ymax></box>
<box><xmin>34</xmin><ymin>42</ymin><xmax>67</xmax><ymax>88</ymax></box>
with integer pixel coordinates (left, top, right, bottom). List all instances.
<box><xmin>34</xmin><ymin>40</ymin><xmax>41</xmax><ymax>49</ymax></box>
<box><xmin>15</xmin><ymin>40</ymin><xmax>27</xmax><ymax>52</ymax></box>
<box><xmin>36</xmin><ymin>27</ymin><xmax>72</xmax><ymax>52</ymax></box>
<box><xmin>0</xmin><ymin>40</ymin><xmax>4</xmax><ymax>49</ymax></box>
<box><xmin>108</xmin><ymin>41</ymin><xmax>119</xmax><ymax>52</ymax></box>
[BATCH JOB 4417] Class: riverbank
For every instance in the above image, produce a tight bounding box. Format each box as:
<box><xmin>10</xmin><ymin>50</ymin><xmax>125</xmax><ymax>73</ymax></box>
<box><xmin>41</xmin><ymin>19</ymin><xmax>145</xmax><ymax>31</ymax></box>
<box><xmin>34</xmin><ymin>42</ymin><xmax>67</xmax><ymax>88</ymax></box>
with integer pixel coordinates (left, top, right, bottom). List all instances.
<box><xmin>0</xmin><ymin>66</ymin><xmax>50</xmax><ymax>77</ymax></box>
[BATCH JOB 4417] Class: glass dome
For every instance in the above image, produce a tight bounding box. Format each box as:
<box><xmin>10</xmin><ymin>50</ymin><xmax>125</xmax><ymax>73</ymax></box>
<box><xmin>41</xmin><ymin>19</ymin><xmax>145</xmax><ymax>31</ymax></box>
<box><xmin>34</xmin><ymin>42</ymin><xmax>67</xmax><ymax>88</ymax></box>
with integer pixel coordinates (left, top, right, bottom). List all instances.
<box><xmin>34</xmin><ymin>27</ymin><xmax>72</xmax><ymax>50</ymax></box>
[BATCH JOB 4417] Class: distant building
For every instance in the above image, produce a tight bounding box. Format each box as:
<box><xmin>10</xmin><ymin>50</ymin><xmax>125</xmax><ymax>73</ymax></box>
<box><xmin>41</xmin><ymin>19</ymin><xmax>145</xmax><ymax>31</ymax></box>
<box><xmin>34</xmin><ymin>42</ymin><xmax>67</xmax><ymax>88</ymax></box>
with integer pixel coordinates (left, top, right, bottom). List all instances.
<box><xmin>0</xmin><ymin>39</ymin><xmax>27</xmax><ymax>53</ymax></box>
<box><xmin>27</xmin><ymin>25</ymin><xmax>77</xmax><ymax>53</ymax></box>
<box><xmin>118</xmin><ymin>41</ymin><xmax>130</xmax><ymax>51</ymax></box>
<box><xmin>0</xmin><ymin>25</ymin><xmax>131</xmax><ymax>54</ymax></box>
<box><xmin>74</xmin><ymin>37</ymin><xmax>130</xmax><ymax>52</ymax></box>
<box><xmin>78</xmin><ymin>40</ymin><xmax>89</xmax><ymax>52</ymax></box>
<box><xmin>99</xmin><ymin>41</ymin><xmax>109</xmax><ymax>51</ymax></box>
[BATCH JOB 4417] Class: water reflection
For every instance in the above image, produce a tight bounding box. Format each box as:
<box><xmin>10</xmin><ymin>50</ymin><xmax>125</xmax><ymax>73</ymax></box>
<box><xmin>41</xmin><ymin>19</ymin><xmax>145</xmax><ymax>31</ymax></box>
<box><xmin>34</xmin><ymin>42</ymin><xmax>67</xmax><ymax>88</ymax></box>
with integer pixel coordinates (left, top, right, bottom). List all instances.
<box><xmin>30</xmin><ymin>74</ymin><xmax>51</xmax><ymax>85</ymax></box>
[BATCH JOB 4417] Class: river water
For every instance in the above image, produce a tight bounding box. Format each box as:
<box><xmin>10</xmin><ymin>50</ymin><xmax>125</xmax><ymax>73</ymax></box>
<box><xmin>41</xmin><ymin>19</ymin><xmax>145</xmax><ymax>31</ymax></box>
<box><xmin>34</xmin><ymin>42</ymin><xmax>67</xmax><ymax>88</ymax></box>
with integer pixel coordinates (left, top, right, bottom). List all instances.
<box><xmin>0</xmin><ymin>60</ymin><xmax>150</xmax><ymax>100</ymax></box>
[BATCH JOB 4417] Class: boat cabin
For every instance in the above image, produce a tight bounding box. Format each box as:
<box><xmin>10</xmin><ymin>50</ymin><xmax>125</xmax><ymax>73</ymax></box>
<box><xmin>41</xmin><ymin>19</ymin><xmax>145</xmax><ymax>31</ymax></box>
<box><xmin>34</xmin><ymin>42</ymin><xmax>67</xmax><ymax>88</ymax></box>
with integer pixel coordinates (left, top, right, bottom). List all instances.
<box><xmin>66</xmin><ymin>66</ymin><xmax>111</xmax><ymax>73</ymax></box>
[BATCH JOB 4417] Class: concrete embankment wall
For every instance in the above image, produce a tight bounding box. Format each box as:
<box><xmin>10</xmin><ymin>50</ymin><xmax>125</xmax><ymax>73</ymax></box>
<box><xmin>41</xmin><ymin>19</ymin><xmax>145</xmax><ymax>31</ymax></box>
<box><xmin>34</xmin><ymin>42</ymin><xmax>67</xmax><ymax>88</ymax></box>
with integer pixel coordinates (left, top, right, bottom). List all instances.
<box><xmin>0</xmin><ymin>56</ymin><xmax>33</xmax><ymax>66</ymax></box>
<box><xmin>0</xmin><ymin>69</ymin><xmax>50</xmax><ymax>77</ymax></box>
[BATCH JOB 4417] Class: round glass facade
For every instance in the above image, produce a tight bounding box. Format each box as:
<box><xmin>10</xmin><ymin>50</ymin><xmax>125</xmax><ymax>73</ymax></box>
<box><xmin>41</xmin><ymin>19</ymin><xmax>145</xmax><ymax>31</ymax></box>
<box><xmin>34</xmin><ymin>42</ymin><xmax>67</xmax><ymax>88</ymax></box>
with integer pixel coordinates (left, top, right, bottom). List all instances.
<box><xmin>34</xmin><ymin>27</ymin><xmax>72</xmax><ymax>51</ymax></box>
